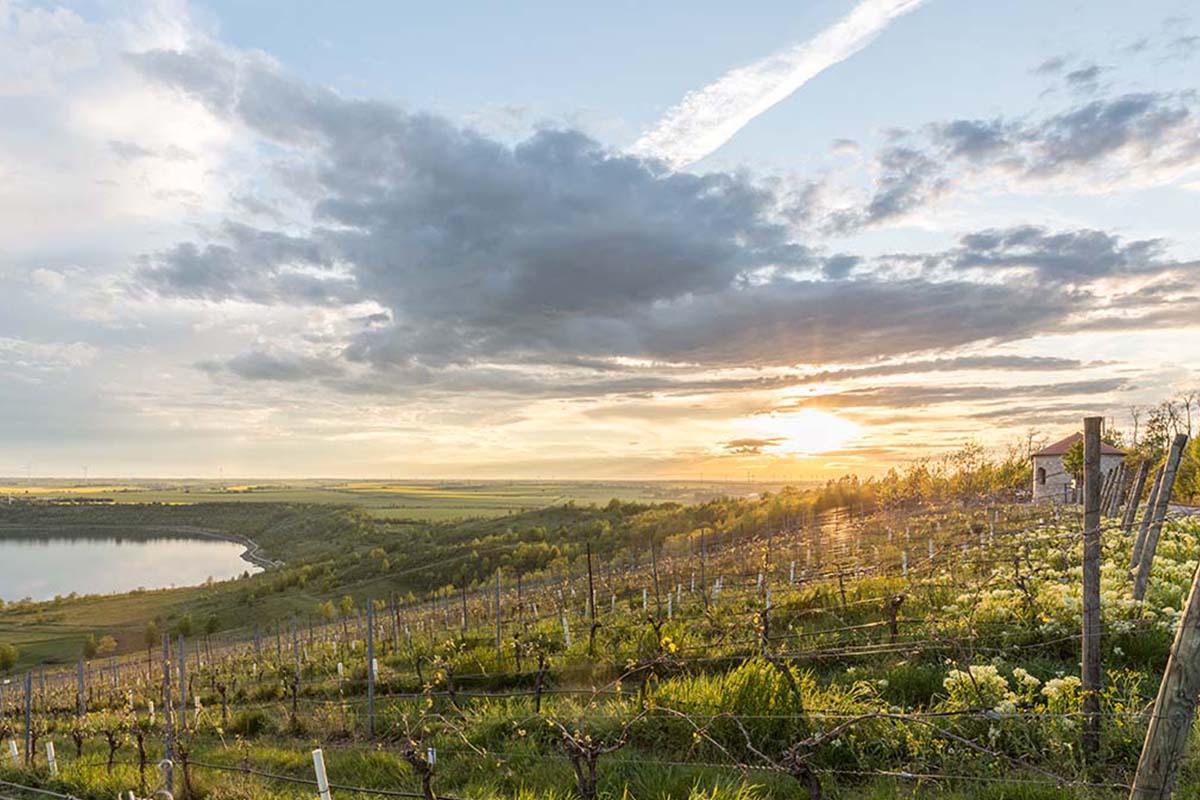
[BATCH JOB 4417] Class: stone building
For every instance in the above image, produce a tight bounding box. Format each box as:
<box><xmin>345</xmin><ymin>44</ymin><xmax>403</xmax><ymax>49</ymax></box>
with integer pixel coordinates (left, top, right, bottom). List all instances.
<box><xmin>1031</xmin><ymin>432</ymin><xmax>1125</xmax><ymax>503</ymax></box>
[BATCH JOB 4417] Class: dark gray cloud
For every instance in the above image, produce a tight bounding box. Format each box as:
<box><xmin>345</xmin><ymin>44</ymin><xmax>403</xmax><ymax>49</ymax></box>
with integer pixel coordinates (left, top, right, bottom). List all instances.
<box><xmin>933</xmin><ymin>92</ymin><xmax>1197</xmax><ymax>177</ymax></box>
<box><xmin>1034</xmin><ymin>57</ymin><xmax>1066</xmax><ymax>75</ymax></box>
<box><xmin>137</xmin><ymin>221</ymin><xmax>353</xmax><ymax>304</ymax></box>
<box><xmin>1064</xmin><ymin>64</ymin><xmax>1106</xmax><ymax>94</ymax></box>
<box><xmin>199</xmin><ymin>350</ymin><xmax>344</xmax><ymax>382</ymax></box>
<box><xmin>785</xmin><ymin>355</ymin><xmax>1090</xmax><ymax>386</ymax></box>
<box><xmin>947</xmin><ymin>225</ymin><xmax>1167</xmax><ymax>281</ymax></box>
<box><xmin>937</xmin><ymin>118</ymin><xmax>1015</xmax><ymax>160</ymax></box>
<box><xmin>723</xmin><ymin>437</ymin><xmax>782</xmax><ymax>454</ymax></box>
<box><xmin>129</xmin><ymin>47</ymin><xmax>1192</xmax><ymax>399</ymax></box>
<box><xmin>785</xmin><ymin>378</ymin><xmax>1130</xmax><ymax>411</ymax></box>
<box><xmin>837</xmin><ymin>92</ymin><xmax>1200</xmax><ymax>233</ymax></box>
<box><xmin>829</xmin><ymin>145</ymin><xmax>947</xmax><ymax>231</ymax></box>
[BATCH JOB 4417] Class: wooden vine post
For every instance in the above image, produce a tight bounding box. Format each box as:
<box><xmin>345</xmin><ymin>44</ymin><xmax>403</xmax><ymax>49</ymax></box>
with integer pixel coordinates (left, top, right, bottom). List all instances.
<box><xmin>1133</xmin><ymin>435</ymin><xmax>1189</xmax><ymax>602</ymax></box>
<box><xmin>1121</xmin><ymin>461</ymin><xmax>1151</xmax><ymax>538</ymax></box>
<box><xmin>1131</xmin><ymin>466</ymin><xmax>1164</xmax><ymax>571</ymax></box>
<box><xmin>1130</xmin><ymin>549</ymin><xmax>1200</xmax><ymax>798</ymax></box>
<box><xmin>1080</xmin><ymin>416</ymin><xmax>1102</xmax><ymax>760</ymax></box>
<box><xmin>367</xmin><ymin>598</ymin><xmax>375</xmax><ymax>738</ymax></box>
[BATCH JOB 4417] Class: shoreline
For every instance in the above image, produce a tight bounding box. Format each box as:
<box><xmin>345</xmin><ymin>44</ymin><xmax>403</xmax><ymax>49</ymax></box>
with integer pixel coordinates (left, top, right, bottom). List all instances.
<box><xmin>0</xmin><ymin>523</ymin><xmax>282</xmax><ymax>570</ymax></box>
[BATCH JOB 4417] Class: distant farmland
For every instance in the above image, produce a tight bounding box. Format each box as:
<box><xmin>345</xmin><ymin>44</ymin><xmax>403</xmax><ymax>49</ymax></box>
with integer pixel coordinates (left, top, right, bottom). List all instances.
<box><xmin>0</xmin><ymin>478</ymin><xmax>811</xmax><ymax>521</ymax></box>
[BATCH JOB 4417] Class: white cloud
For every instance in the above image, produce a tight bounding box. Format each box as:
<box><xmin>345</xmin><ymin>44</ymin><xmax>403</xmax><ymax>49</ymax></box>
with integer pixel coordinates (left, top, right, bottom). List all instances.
<box><xmin>630</xmin><ymin>0</ymin><xmax>926</xmax><ymax>169</ymax></box>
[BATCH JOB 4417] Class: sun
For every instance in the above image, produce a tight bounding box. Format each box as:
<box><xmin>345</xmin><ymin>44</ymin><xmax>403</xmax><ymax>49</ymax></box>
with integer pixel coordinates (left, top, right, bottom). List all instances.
<box><xmin>740</xmin><ymin>409</ymin><xmax>859</xmax><ymax>456</ymax></box>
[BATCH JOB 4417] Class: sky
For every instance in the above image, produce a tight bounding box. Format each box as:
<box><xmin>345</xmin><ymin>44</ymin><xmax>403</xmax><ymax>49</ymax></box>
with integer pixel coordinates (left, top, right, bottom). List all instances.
<box><xmin>0</xmin><ymin>0</ymin><xmax>1197</xmax><ymax>480</ymax></box>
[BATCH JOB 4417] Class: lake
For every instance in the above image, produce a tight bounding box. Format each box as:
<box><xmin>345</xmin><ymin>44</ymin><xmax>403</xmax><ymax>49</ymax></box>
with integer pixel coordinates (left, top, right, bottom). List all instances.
<box><xmin>0</xmin><ymin>534</ymin><xmax>259</xmax><ymax>602</ymax></box>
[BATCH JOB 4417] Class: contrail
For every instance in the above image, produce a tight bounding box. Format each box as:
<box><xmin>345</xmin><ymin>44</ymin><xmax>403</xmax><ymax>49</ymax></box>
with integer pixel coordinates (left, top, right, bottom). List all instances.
<box><xmin>631</xmin><ymin>0</ymin><xmax>927</xmax><ymax>169</ymax></box>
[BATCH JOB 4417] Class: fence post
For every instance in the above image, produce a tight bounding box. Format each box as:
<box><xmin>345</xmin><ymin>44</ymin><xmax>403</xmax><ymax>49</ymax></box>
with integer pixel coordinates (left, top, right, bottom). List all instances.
<box><xmin>313</xmin><ymin>748</ymin><xmax>333</xmax><ymax>800</ymax></box>
<box><xmin>1081</xmin><ymin>416</ymin><xmax>1102</xmax><ymax>760</ymax></box>
<box><xmin>1129</xmin><ymin>547</ymin><xmax>1200</xmax><ymax>799</ymax></box>
<box><xmin>1132</xmin><ymin>467</ymin><xmax>1164</xmax><ymax>571</ymax></box>
<box><xmin>77</xmin><ymin>660</ymin><xmax>86</xmax><ymax>717</ymax></box>
<box><xmin>23</xmin><ymin>671</ymin><xmax>31</xmax><ymax>766</ymax></box>
<box><xmin>161</xmin><ymin>633</ymin><xmax>174</xmax><ymax>795</ymax></box>
<box><xmin>650</xmin><ymin>542</ymin><xmax>662</xmax><ymax>618</ymax></box>
<box><xmin>494</xmin><ymin>569</ymin><xmax>502</xmax><ymax>661</ymax></box>
<box><xmin>586</xmin><ymin>545</ymin><xmax>599</xmax><ymax>655</ymax></box>
<box><xmin>1122</xmin><ymin>461</ymin><xmax>1151</xmax><ymax>540</ymax></box>
<box><xmin>1133</xmin><ymin>435</ymin><xmax>1189</xmax><ymax>602</ymax></box>
<box><xmin>177</xmin><ymin>635</ymin><xmax>187</xmax><ymax>732</ymax></box>
<box><xmin>367</xmin><ymin>599</ymin><xmax>375</xmax><ymax>738</ymax></box>
<box><xmin>1110</xmin><ymin>462</ymin><xmax>1128</xmax><ymax>516</ymax></box>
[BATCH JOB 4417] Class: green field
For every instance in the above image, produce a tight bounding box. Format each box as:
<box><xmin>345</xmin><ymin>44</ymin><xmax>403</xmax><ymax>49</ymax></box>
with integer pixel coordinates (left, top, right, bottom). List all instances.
<box><xmin>0</xmin><ymin>479</ymin><xmax>803</xmax><ymax>521</ymax></box>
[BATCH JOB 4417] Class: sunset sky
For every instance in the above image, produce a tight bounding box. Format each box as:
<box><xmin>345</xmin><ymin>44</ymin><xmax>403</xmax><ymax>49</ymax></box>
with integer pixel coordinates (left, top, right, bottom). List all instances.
<box><xmin>1</xmin><ymin>0</ymin><xmax>1197</xmax><ymax>479</ymax></box>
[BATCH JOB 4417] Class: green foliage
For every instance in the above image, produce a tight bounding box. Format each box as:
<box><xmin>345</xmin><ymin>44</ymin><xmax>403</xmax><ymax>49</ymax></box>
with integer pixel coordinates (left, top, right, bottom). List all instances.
<box><xmin>1061</xmin><ymin>439</ymin><xmax>1084</xmax><ymax>482</ymax></box>
<box><xmin>0</xmin><ymin>642</ymin><xmax>16</xmax><ymax>672</ymax></box>
<box><xmin>227</xmin><ymin>708</ymin><xmax>276</xmax><ymax>737</ymax></box>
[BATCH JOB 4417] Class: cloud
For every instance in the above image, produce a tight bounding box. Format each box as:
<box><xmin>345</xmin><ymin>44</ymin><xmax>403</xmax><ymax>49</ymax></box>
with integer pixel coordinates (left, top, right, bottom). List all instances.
<box><xmin>0</xmin><ymin>2</ymin><xmax>100</xmax><ymax>95</ymax></box>
<box><xmin>787</xmin><ymin>378</ymin><xmax>1131</xmax><ymax>410</ymax></box>
<box><xmin>109</xmin><ymin>139</ymin><xmax>196</xmax><ymax>161</ymax></box>
<box><xmin>199</xmin><ymin>349</ymin><xmax>344</xmax><ymax>382</ymax></box>
<box><xmin>137</xmin><ymin>221</ymin><xmax>353</xmax><ymax>304</ymax></box>
<box><xmin>129</xmin><ymin>44</ymin><xmax>1196</xmax><ymax>411</ymax></box>
<box><xmin>1063</xmin><ymin>64</ymin><xmax>1106</xmax><ymax>95</ymax></box>
<box><xmin>629</xmin><ymin>0</ymin><xmax>926</xmax><ymax>168</ymax></box>
<box><xmin>1033</xmin><ymin>56</ymin><xmax>1066</xmax><ymax>75</ymax></box>
<box><xmin>836</xmin><ymin>92</ymin><xmax>1200</xmax><ymax>231</ymax></box>
<box><xmin>945</xmin><ymin>225</ymin><xmax>1168</xmax><ymax>281</ymax></box>
<box><xmin>723</xmin><ymin>437</ymin><xmax>783</xmax><ymax>454</ymax></box>
<box><xmin>934</xmin><ymin>92</ymin><xmax>1200</xmax><ymax>179</ymax></box>
<box><xmin>828</xmin><ymin>144</ymin><xmax>947</xmax><ymax>230</ymax></box>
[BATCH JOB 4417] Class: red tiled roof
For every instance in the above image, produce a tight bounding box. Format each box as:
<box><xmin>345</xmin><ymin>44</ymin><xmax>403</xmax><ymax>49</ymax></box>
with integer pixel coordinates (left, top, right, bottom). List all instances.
<box><xmin>1032</xmin><ymin>432</ymin><xmax>1125</xmax><ymax>458</ymax></box>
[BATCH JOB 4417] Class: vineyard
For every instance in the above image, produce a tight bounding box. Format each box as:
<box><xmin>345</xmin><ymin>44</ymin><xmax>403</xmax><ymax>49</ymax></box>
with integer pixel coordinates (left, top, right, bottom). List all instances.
<box><xmin>0</xmin><ymin>445</ymin><xmax>1197</xmax><ymax>798</ymax></box>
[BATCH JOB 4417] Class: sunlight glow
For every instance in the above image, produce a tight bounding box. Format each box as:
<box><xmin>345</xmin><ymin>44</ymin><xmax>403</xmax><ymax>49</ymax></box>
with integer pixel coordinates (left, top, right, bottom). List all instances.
<box><xmin>740</xmin><ymin>409</ymin><xmax>860</xmax><ymax>455</ymax></box>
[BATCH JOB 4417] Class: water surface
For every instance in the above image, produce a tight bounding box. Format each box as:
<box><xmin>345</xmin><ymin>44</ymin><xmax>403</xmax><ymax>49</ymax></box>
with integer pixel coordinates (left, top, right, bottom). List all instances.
<box><xmin>0</xmin><ymin>534</ymin><xmax>258</xmax><ymax>601</ymax></box>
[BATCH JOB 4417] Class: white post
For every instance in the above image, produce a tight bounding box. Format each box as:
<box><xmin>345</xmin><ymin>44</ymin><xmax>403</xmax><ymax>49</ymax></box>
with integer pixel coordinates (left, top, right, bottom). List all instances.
<box><xmin>148</xmin><ymin>699</ymin><xmax>155</xmax><ymax>725</ymax></box>
<box><xmin>312</xmin><ymin>748</ymin><xmax>332</xmax><ymax>800</ymax></box>
<box><xmin>561</xmin><ymin>614</ymin><xmax>571</xmax><ymax>648</ymax></box>
<box><xmin>9</xmin><ymin>739</ymin><xmax>19</xmax><ymax>765</ymax></box>
<box><xmin>46</xmin><ymin>741</ymin><xmax>57</xmax><ymax>776</ymax></box>
<box><xmin>642</xmin><ymin>588</ymin><xmax>647</xmax><ymax>611</ymax></box>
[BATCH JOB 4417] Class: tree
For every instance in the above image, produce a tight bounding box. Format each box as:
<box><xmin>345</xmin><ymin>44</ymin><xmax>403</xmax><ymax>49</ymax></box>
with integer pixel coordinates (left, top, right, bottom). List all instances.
<box><xmin>96</xmin><ymin>635</ymin><xmax>118</xmax><ymax>656</ymax></box>
<box><xmin>82</xmin><ymin>634</ymin><xmax>99</xmax><ymax>660</ymax></box>
<box><xmin>1062</xmin><ymin>439</ymin><xmax>1084</xmax><ymax>485</ymax></box>
<box><xmin>172</xmin><ymin>613</ymin><xmax>194</xmax><ymax>638</ymax></box>
<box><xmin>0</xmin><ymin>642</ymin><xmax>17</xmax><ymax>673</ymax></box>
<box><xmin>339</xmin><ymin>595</ymin><xmax>355</xmax><ymax>616</ymax></box>
<box><xmin>144</xmin><ymin>621</ymin><xmax>160</xmax><ymax>651</ymax></box>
